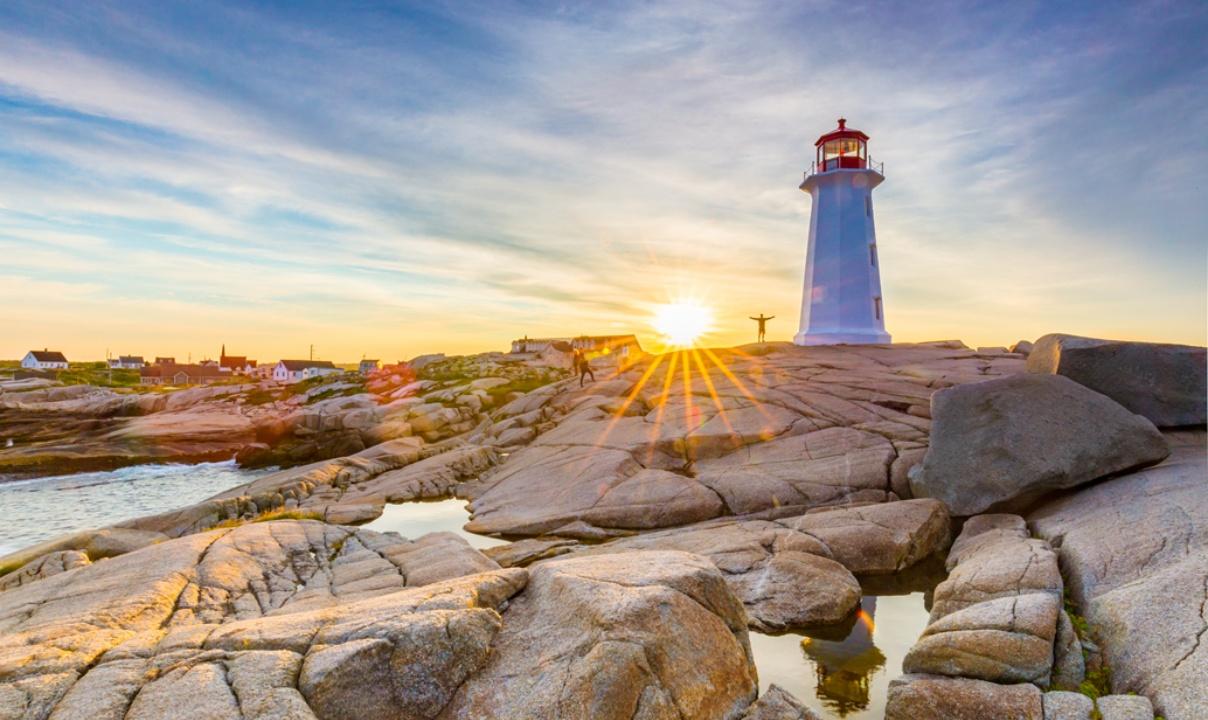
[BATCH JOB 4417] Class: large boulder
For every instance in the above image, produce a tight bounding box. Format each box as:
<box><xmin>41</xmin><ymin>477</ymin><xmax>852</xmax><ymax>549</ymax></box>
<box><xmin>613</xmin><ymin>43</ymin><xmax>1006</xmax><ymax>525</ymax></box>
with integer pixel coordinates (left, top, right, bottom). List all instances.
<box><xmin>1027</xmin><ymin>333</ymin><xmax>1206</xmax><ymax>427</ymax></box>
<box><xmin>439</xmin><ymin>551</ymin><xmax>758</xmax><ymax>719</ymax></box>
<box><xmin>911</xmin><ymin>374</ymin><xmax>1168</xmax><ymax>515</ymax></box>
<box><xmin>1029</xmin><ymin>435</ymin><xmax>1208</xmax><ymax>719</ymax></box>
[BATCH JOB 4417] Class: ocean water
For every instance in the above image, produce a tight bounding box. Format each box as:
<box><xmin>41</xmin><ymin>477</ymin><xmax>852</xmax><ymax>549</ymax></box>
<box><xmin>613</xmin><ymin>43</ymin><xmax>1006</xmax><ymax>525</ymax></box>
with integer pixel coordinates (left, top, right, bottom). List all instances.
<box><xmin>0</xmin><ymin>461</ymin><xmax>268</xmax><ymax>556</ymax></box>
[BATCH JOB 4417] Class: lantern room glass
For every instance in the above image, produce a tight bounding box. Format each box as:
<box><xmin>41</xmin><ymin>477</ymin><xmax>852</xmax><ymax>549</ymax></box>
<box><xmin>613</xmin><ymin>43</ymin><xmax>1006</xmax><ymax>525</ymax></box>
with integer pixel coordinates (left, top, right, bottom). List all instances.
<box><xmin>818</xmin><ymin>138</ymin><xmax>866</xmax><ymax>170</ymax></box>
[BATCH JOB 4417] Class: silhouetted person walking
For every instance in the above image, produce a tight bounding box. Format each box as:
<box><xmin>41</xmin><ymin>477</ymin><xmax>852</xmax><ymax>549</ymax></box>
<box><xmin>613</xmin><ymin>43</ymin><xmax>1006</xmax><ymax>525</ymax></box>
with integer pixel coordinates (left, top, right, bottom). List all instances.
<box><xmin>574</xmin><ymin>349</ymin><xmax>595</xmax><ymax>387</ymax></box>
<box><xmin>750</xmin><ymin>314</ymin><xmax>775</xmax><ymax>343</ymax></box>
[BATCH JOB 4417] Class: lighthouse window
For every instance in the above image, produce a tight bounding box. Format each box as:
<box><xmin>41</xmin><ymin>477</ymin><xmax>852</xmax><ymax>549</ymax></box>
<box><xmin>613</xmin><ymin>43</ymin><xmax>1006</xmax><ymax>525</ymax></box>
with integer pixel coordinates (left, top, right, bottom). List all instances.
<box><xmin>869</xmin><ymin>244</ymin><xmax>878</xmax><ymax>267</ymax></box>
<box><xmin>874</xmin><ymin>297</ymin><xmax>882</xmax><ymax>320</ymax></box>
<box><xmin>865</xmin><ymin>196</ymin><xmax>871</xmax><ymax>217</ymax></box>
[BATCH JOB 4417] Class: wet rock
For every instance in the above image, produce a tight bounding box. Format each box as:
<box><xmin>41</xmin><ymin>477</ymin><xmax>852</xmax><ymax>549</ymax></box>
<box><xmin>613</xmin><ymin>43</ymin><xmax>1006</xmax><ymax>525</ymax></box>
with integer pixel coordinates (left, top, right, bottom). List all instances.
<box><xmin>912</xmin><ymin>374</ymin><xmax>1168</xmax><ymax>516</ymax></box>
<box><xmin>1042</xmin><ymin>691</ymin><xmax>1094</xmax><ymax>719</ymax></box>
<box><xmin>1027</xmin><ymin>333</ymin><xmax>1207</xmax><ymax>427</ymax></box>
<box><xmin>740</xmin><ymin>684</ymin><xmax>821</xmax><ymax>719</ymax></box>
<box><xmin>440</xmin><ymin>551</ymin><xmax>758</xmax><ymax>719</ymax></box>
<box><xmin>885</xmin><ymin>673</ymin><xmax>1043</xmax><ymax>719</ymax></box>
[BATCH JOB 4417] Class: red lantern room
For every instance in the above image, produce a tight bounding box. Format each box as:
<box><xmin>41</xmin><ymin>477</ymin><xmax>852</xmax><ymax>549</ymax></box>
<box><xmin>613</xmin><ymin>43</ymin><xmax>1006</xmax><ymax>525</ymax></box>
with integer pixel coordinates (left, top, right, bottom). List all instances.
<box><xmin>814</xmin><ymin>118</ymin><xmax>870</xmax><ymax>172</ymax></box>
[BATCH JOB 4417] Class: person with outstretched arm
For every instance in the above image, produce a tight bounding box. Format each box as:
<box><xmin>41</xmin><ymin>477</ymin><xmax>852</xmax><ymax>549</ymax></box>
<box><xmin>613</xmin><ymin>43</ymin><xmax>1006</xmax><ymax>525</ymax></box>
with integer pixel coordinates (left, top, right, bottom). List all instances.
<box><xmin>750</xmin><ymin>314</ymin><xmax>775</xmax><ymax>343</ymax></box>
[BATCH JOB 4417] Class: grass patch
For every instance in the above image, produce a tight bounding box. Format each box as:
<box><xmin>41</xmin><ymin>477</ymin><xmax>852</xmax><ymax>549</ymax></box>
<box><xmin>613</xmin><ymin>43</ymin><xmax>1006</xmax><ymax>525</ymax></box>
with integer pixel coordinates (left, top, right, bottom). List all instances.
<box><xmin>1065</xmin><ymin>598</ymin><xmax>1114</xmax><ymax>715</ymax></box>
<box><xmin>305</xmin><ymin>384</ymin><xmax>366</xmax><ymax>405</ymax></box>
<box><xmin>243</xmin><ymin>388</ymin><xmax>281</xmax><ymax>405</ymax></box>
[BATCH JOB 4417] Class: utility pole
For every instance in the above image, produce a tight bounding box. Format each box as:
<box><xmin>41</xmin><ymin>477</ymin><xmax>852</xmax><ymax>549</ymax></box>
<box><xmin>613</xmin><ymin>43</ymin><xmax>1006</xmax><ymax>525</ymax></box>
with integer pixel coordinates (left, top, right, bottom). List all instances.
<box><xmin>309</xmin><ymin>344</ymin><xmax>314</xmax><ymax>361</ymax></box>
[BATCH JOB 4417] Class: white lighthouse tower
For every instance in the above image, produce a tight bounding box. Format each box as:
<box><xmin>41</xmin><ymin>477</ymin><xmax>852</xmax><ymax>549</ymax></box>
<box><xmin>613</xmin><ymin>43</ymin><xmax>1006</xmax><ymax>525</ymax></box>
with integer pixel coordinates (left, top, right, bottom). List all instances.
<box><xmin>794</xmin><ymin>118</ymin><xmax>891</xmax><ymax>346</ymax></box>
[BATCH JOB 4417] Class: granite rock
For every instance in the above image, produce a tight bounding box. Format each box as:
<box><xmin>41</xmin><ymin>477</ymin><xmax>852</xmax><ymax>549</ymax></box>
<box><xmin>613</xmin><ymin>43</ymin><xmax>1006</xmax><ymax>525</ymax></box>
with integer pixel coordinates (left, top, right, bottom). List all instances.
<box><xmin>912</xmin><ymin>374</ymin><xmax>1168</xmax><ymax>516</ymax></box>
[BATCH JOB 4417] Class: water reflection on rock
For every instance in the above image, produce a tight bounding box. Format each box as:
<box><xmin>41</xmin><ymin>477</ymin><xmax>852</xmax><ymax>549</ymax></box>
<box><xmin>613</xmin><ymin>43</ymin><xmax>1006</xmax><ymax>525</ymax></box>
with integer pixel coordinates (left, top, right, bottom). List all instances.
<box><xmin>801</xmin><ymin>597</ymin><xmax>886</xmax><ymax>714</ymax></box>
<box><xmin>748</xmin><ymin>555</ymin><xmax>946</xmax><ymax>720</ymax></box>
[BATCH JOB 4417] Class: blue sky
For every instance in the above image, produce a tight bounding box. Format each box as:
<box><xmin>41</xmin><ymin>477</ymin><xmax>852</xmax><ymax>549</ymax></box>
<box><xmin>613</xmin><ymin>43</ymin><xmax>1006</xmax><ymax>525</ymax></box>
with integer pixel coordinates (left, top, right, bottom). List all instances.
<box><xmin>2</xmin><ymin>0</ymin><xmax>1205</xmax><ymax>361</ymax></box>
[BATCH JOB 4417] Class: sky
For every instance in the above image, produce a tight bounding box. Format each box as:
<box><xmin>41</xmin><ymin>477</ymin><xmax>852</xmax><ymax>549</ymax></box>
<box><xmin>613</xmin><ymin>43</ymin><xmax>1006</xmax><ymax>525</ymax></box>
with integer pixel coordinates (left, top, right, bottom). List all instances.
<box><xmin>1</xmin><ymin>0</ymin><xmax>1205</xmax><ymax>362</ymax></box>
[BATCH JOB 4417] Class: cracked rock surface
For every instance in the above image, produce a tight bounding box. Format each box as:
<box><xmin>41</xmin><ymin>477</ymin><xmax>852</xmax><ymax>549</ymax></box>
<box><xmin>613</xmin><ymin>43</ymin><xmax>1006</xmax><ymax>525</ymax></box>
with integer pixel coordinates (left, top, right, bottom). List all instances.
<box><xmin>1029</xmin><ymin>431</ymin><xmax>1207</xmax><ymax>720</ymax></box>
<box><xmin>0</xmin><ymin>521</ymin><xmax>764</xmax><ymax>720</ymax></box>
<box><xmin>902</xmin><ymin>513</ymin><xmax>1063</xmax><ymax>685</ymax></box>
<box><xmin>464</xmin><ymin>342</ymin><xmax>1022</xmax><ymax>538</ymax></box>
<box><xmin>488</xmin><ymin>498</ymin><xmax>951</xmax><ymax>631</ymax></box>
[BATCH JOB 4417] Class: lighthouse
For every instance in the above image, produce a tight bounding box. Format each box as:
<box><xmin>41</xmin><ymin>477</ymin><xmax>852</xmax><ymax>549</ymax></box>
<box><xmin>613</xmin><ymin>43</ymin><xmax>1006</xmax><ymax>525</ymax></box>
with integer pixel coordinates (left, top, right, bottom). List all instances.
<box><xmin>794</xmin><ymin>118</ymin><xmax>891</xmax><ymax>346</ymax></box>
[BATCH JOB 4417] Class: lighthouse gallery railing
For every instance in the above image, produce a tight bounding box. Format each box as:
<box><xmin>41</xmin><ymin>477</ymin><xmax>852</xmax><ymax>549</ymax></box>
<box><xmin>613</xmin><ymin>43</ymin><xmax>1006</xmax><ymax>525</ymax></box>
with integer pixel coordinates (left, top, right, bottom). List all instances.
<box><xmin>804</xmin><ymin>156</ymin><xmax>884</xmax><ymax>181</ymax></box>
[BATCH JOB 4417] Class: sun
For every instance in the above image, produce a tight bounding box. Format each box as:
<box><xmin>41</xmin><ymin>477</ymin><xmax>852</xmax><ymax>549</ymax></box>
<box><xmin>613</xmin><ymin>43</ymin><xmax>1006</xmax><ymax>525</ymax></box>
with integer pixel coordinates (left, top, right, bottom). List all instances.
<box><xmin>653</xmin><ymin>301</ymin><xmax>713</xmax><ymax>347</ymax></box>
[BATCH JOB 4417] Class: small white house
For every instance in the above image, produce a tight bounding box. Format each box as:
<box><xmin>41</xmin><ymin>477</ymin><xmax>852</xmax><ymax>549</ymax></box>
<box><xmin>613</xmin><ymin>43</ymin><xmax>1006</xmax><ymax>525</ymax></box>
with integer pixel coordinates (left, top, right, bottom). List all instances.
<box><xmin>273</xmin><ymin>359</ymin><xmax>341</xmax><ymax>383</ymax></box>
<box><xmin>21</xmin><ymin>349</ymin><xmax>68</xmax><ymax>370</ymax></box>
<box><xmin>108</xmin><ymin>355</ymin><xmax>145</xmax><ymax>369</ymax></box>
<box><xmin>358</xmin><ymin>359</ymin><xmax>380</xmax><ymax>374</ymax></box>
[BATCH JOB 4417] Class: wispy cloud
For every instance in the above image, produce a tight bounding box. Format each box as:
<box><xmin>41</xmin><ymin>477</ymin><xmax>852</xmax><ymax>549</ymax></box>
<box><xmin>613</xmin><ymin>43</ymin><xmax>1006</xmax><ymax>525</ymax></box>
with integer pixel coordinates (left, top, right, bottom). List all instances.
<box><xmin>1</xmin><ymin>0</ymin><xmax>1204</xmax><ymax>361</ymax></box>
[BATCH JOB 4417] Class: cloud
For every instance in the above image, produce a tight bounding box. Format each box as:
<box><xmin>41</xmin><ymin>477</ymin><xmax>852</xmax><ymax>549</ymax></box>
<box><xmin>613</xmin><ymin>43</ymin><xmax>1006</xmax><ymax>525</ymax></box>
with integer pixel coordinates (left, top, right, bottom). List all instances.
<box><xmin>0</xmin><ymin>0</ymin><xmax>1204</xmax><ymax>362</ymax></box>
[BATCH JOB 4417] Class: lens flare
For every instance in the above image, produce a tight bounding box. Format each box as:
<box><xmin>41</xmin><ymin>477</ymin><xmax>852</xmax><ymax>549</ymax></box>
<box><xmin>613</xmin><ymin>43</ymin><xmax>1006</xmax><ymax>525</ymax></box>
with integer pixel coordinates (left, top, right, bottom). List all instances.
<box><xmin>652</xmin><ymin>301</ymin><xmax>712</xmax><ymax>347</ymax></box>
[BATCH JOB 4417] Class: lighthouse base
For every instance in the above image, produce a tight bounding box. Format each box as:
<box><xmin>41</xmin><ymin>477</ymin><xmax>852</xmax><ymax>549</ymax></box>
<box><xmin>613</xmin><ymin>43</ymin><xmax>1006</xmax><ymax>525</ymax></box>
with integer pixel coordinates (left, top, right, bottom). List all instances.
<box><xmin>794</xmin><ymin>330</ymin><xmax>892</xmax><ymax>346</ymax></box>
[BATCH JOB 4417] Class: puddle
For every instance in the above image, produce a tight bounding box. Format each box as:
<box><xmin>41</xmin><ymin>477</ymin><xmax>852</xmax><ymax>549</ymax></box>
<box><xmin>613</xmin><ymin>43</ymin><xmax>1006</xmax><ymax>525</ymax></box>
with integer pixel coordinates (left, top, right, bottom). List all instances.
<box><xmin>749</xmin><ymin>560</ymin><xmax>945</xmax><ymax>719</ymax></box>
<box><xmin>362</xmin><ymin>498</ymin><xmax>508</xmax><ymax>550</ymax></box>
<box><xmin>750</xmin><ymin>594</ymin><xmax>929</xmax><ymax>719</ymax></box>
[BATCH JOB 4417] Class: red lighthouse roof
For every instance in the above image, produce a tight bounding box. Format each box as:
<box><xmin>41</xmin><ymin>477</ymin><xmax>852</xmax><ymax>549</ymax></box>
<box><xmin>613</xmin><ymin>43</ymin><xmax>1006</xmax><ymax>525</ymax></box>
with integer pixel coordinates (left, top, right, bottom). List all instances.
<box><xmin>814</xmin><ymin>117</ymin><xmax>870</xmax><ymax>147</ymax></box>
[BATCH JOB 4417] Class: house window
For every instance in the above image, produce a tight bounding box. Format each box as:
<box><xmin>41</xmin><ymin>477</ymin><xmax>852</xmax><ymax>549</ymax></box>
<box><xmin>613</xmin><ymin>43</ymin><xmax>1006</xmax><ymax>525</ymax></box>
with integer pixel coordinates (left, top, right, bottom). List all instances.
<box><xmin>869</xmin><ymin>244</ymin><xmax>878</xmax><ymax>267</ymax></box>
<box><xmin>874</xmin><ymin>297</ymin><xmax>882</xmax><ymax>320</ymax></box>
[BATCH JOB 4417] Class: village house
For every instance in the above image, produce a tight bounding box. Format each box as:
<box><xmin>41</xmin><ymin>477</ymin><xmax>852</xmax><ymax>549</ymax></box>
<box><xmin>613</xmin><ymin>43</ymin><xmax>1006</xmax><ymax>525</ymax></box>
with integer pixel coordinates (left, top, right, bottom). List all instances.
<box><xmin>153</xmin><ymin>357</ymin><xmax>175</xmax><ymax>366</ymax></box>
<box><xmin>358</xmin><ymin>359</ymin><xmax>380</xmax><ymax>374</ymax></box>
<box><xmin>218</xmin><ymin>345</ymin><xmax>257</xmax><ymax>375</ymax></box>
<box><xmin>273</xmin><ymin>359</ymin><xmax>341</xmax><ymax>383</ymax></box>
<box><xmin>139</xmin><ymin>363</ymin><xmax>225</xmax><ymax>386</ymax></box>
<box><xmin>107</xmin><ymin>355</ymin><xmax>145</xmax><ymax>369</ymax></box>
<box><xmin>20</xmin><ymin>349</ymin><xmax>68</xmax><ymax>370</ymax></box>
<box><xmin>510</xmin><ymin>335</ymin><xmax>642</xmax><ymax>361</ymax></box>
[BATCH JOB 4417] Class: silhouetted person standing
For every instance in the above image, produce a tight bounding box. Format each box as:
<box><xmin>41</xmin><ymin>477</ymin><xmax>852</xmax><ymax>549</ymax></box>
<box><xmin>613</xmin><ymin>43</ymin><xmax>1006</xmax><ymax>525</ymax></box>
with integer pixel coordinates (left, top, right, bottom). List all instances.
<box><xmin>574</xmin><ymin>349</ymin><xmax>595</xmax><ymax>387</ymax></box>
<box><xmin>750</xmin><ymin>314</ymin><xmax>775</xmax><ymax>343</ymax></box>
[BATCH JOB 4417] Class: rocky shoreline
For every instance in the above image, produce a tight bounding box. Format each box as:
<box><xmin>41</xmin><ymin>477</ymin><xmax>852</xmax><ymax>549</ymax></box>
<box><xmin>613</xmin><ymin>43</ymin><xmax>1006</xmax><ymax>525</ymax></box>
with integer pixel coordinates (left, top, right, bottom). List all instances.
<box><xmin>0</xmin><ymin>334</ymin><xmax>1204</xmax><ymax>719</ymax></box>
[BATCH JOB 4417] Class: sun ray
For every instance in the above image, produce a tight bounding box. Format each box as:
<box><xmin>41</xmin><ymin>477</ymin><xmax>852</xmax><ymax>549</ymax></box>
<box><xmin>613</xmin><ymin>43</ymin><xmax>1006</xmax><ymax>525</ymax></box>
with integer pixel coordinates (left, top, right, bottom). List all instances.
<box><xmin>699</xmin><ymin>346</ymin><xmax>778</xmax><ymax>424</ymax></box>
<box><xmin>688</xmin><ymin>347</ymin><xmax>741</xmax><ymax>456</ymax></box>
<box><xmin>590</xmin><ymin>352</ymin><xmax>667</xmax><ymax>451</ymax></box>
<box><xmin>680</xmin><ymin>348</ymin><xmax>698</xmax><ymax>459</ymax></box>
<box><xmin>644</xmin><ymin>350</ymin><xmax>680</xmax><ymax>464</ymax></box>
